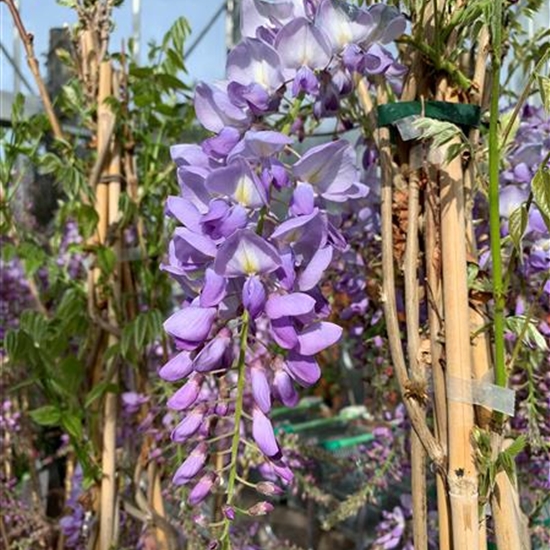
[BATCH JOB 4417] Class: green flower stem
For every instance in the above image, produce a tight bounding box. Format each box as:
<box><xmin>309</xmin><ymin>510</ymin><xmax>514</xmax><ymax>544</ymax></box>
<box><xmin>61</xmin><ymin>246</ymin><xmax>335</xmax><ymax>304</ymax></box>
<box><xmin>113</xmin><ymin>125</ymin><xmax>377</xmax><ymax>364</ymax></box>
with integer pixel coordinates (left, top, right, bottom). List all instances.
<box><xmin>220</xmin><ymin>309</ymin><xmax>250</xmax><ymax>550</ymax></box>
<box><xmin>282</xmin><ymin>96</ymin><xmax>304</xmax><ymax>135</ymax></box>
<box><xmin>488</xmin><ymin>0</ymin><xmax>506</xmax><ymax>392</ymax></box>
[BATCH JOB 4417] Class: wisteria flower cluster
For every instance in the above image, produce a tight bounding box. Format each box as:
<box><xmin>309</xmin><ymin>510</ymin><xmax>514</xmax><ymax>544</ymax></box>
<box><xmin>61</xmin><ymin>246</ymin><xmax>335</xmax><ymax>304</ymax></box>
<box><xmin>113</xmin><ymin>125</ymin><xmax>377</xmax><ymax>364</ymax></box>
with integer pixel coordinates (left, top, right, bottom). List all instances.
<box><xmin>159</xmin><ymin>0</ymin><xmax>406</xmax><ymax>537</ymax></box>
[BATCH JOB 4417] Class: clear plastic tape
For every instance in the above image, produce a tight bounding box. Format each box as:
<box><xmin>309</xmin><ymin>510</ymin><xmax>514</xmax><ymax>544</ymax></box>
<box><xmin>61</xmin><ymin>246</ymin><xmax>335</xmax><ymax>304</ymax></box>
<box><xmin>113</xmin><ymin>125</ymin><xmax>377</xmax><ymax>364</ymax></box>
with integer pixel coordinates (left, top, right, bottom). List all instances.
<box><xmin>446</xmin><ymin>375</ymin><xmax>516</xmax><ymax>416</ymax></box>
<box><xmin>394</xmin><ymin>114</ymin><xmax>422</xmax><ymax>141</ymax></box>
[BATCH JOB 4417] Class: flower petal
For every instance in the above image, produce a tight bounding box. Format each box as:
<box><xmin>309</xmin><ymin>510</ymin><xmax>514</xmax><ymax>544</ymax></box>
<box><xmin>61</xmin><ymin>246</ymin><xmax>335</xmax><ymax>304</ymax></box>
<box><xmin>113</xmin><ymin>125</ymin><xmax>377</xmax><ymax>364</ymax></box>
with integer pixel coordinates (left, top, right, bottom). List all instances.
<box><xmin>159</xmin><ymin>351</ymin><xmax>194</xmax><ymax>382</ymax></box>
<box><xmin>251</xmin><ymin>364</ymin><xmax>272</xmax><ymax>413</ymax></box>
<box><xmin>173</xmin><ymin>442</ymin><xmax>208</xmax><ymax>485</ymax></box>
<box><xmin>164</xmin><ymin>307</ymin><xmax>217</xmax><ymax>349</ymax></box>
<box><xmin>295</xmin><ymin>322</ymin><xmax>343</xmax><ymax>355</ymax></box>
<box><xmin>265</xmin><ymin>292</ymin><xmax>316</xmax><ymax>319</ymax></box>
<box><xmin>271</xmin><ymin>316</ymin><xmax>299</xmax><ymax>349</ymax></box>
<box><xmin>252</xmin><ymin>407</ymin><xmax>280</xmax><ymax>458</ymax></box>
<box><xmin>242</xmin><ymin>276</ymin><xmax>267</xmax><ymax>318</ymax></box>
<box><xmin>298</xmin><ymin>245</ymin><xmax>333</xmax><ymax>291</ymax></box>
<box><xmin>200</xmin><ymin>269</ymin><xmax>227</xmax><ymax>308</ymax></box>
<box><xmin>214</xmin><ymin>229</ymin><xmax>281</xmax><ymax>277</ymax></box>
<box><xmin>285</xmin><ymin>352</ymin><xmax>321</xmax><ymax>387</ymax></box>
<box><xmin>167</xmin><ymin>374</ymin><xmax>204</xmax><ymax>411</ymax></box>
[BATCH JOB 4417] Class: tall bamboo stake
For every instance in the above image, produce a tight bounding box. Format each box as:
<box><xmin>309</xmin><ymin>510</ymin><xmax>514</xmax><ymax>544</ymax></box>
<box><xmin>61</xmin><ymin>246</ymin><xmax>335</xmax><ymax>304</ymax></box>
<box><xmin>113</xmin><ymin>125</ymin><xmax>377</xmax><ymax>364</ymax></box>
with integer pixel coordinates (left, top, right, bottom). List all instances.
<box><xmin>425</xmin><ymin>169</ymin><xmax>452</xmax><ymax>550</ymax></box>
<box><xmin>436</xmin><ymin>81</ymin><xmax>479</xmax><ymax>550</ymax></box>
<box><xmin>97</xmin><ymin>60</ymin><xmax>120</xmax><ymax>550</ymax></box>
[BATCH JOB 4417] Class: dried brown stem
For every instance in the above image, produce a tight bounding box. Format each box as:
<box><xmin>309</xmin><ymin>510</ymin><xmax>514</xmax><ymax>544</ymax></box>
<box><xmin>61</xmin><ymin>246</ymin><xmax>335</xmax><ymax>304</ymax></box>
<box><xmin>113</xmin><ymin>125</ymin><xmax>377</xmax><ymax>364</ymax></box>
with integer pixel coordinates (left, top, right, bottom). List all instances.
<box><xmin>404</xmin><ymin>166</ymin><xmax>428</xmax><ymax>550</ymax></box>
<box><xmin>1</xmin><ymin>0</ymin><xmax>64</xmax><ymax>140</ymax></box>
<box><xmin>375</xmin><ymin>80</ymin><xmax>445</xmax><ymax>469</ymax></box>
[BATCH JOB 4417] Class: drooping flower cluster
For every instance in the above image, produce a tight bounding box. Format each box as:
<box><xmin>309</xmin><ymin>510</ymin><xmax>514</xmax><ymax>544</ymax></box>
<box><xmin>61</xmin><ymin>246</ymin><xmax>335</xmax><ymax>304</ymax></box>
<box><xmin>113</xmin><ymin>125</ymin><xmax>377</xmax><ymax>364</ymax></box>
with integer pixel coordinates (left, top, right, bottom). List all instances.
<box><xmin>160</xmin><ymin>0</ymin><xmax>407</xmax><ymax>524</ymax></box>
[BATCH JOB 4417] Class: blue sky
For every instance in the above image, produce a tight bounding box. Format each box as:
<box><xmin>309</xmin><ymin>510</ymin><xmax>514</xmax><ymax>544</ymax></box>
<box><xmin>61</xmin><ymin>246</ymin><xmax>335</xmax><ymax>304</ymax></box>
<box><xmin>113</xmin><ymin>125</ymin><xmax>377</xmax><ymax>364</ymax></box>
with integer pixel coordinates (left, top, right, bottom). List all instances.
<box><xmin>1</xmin><ymin>0</ymin><xmax>227</xmax><ymax>94</ymax></box>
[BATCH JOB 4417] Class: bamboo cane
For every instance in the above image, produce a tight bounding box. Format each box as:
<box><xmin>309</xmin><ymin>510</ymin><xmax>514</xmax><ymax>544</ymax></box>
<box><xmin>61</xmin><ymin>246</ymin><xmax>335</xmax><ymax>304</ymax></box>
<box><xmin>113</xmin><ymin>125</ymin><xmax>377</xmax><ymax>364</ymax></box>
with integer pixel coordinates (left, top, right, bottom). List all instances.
<box><xmin>436</xmin><ymin>80</ymin><xmax>479</xmax><ymax>550</ymax></box>
<box><xmin>425</xmin><ymin>167</ymin><xmax>452</xmax><ymax>550</ymax></box>
<box><xmin>97</xmin><ymin>60</ymin><xmax>120</xmax><ymax>550</ymax></box>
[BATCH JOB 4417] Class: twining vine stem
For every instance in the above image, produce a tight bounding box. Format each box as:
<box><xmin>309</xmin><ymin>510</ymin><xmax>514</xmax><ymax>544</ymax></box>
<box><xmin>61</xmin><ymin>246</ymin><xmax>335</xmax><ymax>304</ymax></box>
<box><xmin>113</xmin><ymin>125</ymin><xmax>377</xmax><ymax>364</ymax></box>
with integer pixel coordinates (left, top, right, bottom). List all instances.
<box><xmin>220</xmin><ymin>310</ymin><xmax>250</xmax><ymax>549</ymax></box>
<box><xmin>488</xmin><ymin>0</ymin><xmax>506</xmax><ymax>393</ymax></box>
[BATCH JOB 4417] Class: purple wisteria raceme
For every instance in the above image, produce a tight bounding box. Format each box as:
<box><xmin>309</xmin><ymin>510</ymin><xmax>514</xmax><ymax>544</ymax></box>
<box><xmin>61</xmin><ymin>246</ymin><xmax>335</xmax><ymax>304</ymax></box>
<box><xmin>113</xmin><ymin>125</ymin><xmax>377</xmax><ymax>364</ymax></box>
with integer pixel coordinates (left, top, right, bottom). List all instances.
<box><xmin>160</xmin><ymin>0</ymin><xmax>407</xmax><ymax>537</ymax></box>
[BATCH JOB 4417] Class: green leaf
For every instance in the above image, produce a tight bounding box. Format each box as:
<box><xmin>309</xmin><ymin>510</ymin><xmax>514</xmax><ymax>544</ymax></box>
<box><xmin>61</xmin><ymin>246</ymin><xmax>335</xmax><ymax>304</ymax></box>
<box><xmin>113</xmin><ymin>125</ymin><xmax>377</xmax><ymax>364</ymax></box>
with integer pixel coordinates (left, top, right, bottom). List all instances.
<box><xmin>537</xmin><ymin>74</ymin><xmax>550</xmax><ymax>114</ymax></box>
<box><xmin>18</xmin><ymin>242</ymin><xmax>47</xmax><ymax>277</ymax></box>
<box><xmin>505</xmin><ymin>315</ymin><xmax>549</xmax><ymax>352</ymax></box>
<box><xmin>61</xmin><ymin>412</ymin><xmax>83</xmax><ymax>440</ymax></box>
<box><xmin>120</xmin><ymin>324</ymin><xmax>134</xmax><ymax>359</ymax></box>
<box><xmin>531</xmin><ymin>168</ymin><xmax>550</xmax><ymax>232</ymax></box>
<box><xmin>59</xmin><ymin>356</ymin><xmax>85</xmax><ymax>394</ymax></box>
<box><xmin>156</xmin><ymin>73</ymin><xmax>187</xmax><ymax>91</ymax></box>
<box><xmin>134</xmin><ymin>313</ymin><xmax>149</xmax><ymax>350</ymax></box>
<box><xmin>29</xmin><ymin>405</ymin><xmax>61</xmax><ymax>426</ymax></box>
<box><xmin>96</xmin><ymin>246</ymin><xmax>117</xmax><ymax>276</ymax></box>
<box><xmin>20</xmin><ymin>310</ymin><xmax>49</xmax><ymax>343</ymax></box>
<box><xmin>11</xmin><ymin>93</ymin><xmax>25</xmax><ymax>124</ymax></box>
<box><xmin>40</xmin><ymin>152</ymin><xmax>63</xmax><ymax>175</ymax></box>
<box><xmin>84</xmin><ymin>381</ymin><xmax>118</xmax><ymax>409</ymax></box>
<box><xmin>508</xmin><ymin>203</ymin><xmax>528</xmax><ymax>253</ymax></box>
<box><xmin>505</xmin><ymin>435</ymin><xmax>527</xmax><ymax>458</ymax></box>
<box><xmin>5</xmin><ymin>329</ymin><xmax>35</xmax><ymax>363</ymax></box>
<box><xmin>75</xmin><ymin>204</ymin><xmax>99</xmax><ymax>240</ymax></box>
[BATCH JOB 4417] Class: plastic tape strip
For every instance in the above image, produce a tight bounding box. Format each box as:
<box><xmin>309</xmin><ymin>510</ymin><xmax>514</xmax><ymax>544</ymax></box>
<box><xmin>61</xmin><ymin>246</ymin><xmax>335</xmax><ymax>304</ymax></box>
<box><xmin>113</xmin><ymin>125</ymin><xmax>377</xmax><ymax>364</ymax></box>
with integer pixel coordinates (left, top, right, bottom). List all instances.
<box><xmin>446</xmin><ymin>375</ymin><xmax>516</xmax><ymax>416</ymax></box>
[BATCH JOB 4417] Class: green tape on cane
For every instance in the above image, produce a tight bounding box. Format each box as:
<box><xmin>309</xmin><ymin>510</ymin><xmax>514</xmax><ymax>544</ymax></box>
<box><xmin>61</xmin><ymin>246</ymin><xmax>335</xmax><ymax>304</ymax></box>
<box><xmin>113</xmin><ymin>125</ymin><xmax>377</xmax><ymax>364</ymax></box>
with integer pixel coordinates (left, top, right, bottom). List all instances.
<box><xmin>377</xmin><ymin>100</ymin><xmax>481</xmax><ymax>129</ymax></box>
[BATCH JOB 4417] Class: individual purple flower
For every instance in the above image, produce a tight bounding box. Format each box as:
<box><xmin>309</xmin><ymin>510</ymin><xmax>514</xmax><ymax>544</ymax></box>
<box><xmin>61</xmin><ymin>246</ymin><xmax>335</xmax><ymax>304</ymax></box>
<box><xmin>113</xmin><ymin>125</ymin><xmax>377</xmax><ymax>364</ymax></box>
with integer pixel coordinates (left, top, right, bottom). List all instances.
<box><xmin>363</xmin><ymin>43</ymin><xmax>394</xmax><ymax>75</ymax></box>
<box><xmin>314</xmin><ymin>0</ymin><xmax>375</xmax><ymax>53</ymax></box>
<box><xmin>193</xmin><ymin>329</ymin><xmax>233</xmax><ymax>373</ymax></box>
<box><xmin>367</xmin><ymin>3</ymin><xmax>407</xmax><ymax>44</ymax></box>
<box><xmin>291</xmin><ymin>65</ymin><xmax>321</xmax><ymax>96</ymax></box>
<box><xmin>243</xmin><ymin>276</ymin><xmax>267</xmax><ymax>318</ymax></box>
<box><xmin>172</xmin><ymin>404</ymin><xmax>208</xmax><ymax>443</ymax></box>
<box><xmin>285</xmin><ymin>352</ymin><xmax>321</xmax><ymax>387</ymax></box>
<box><xmin>167</xmin><ymin>374</ymin><xmax>204</xmax><ymax>411</ymax></box>
<box><xmin>206</xmin><ymin>157</ymin><xmax>267</xmax><ymax>208</ymax></box>
<box><xmin>164</xmin><ymin>306</ymin><xmax>217</xmax><ymax>350</ymax></box>
<box><xmin>200</xmin><ymin>268</ymin><xmax>228</xmax><ymax>307</ymax></box>
<box><xmin>265</xmin><ymin>292</ymin><xmax>316</xmax><ymax>319</ymax></box>
<box><xmin>226</xmin><ymin>38</ymin><xmax>285</xmax><ymax>94</ymax></box>
<box><xmin>252</xmin><ymin>406</ymin><xmax>280</xmax><ymax>458</ymax></box>
<box><xmin>194</xmin><ymin>82</ymin><xmax>251</xmax><ymax>133</ymax></box>
<box><xmin>273</xmin><ymin>366</ymin><xmax>299</xmax><ymax>407</ymax></box>
<box><xmin>159</xmin><ymin>351</ymin><xmax>194</xmax><ymax>382</ymax></box>
<box><xmin>295</xmin><ymin>321</ymin><xmax>343</xmax><ymax>355</ymax></box>
<box><xmin>292</xmin><ymin>139</ymin><xmax>368</xmax><ymax>202</ymax></box>
<box><xmin>121</xmin><ymin>392</ymin><xmax>149</xmax><ymax>415</ymax></box>
<box><xmin>202</xmin><ymin>127</ymin><xmax>242</xmax><ymax>160</ymax></box>
<box><xmin>188</xmin><ymin>472</ymin><xmax>217</xmax><ymax>506</ymax></box>
<box><xmin>251</xmin><ymin>363</ymin><xmax>272</xmax><ymax>413</ymax></box>
<box><xmin>173</xmin><ymin>442</ymin><xmax>209</xmax><ymax>485</ymax></box>
<box><xmin>275</xmin><ymin>18</ymin><xmax>331</xmax><ymax>75</ymax></box>
<box><xmin>230</xmin><ymin>129</ymin><xmax>292</xmax><ymax>160</ymax></box>
<box><xmin>214</xmin><ymin>229</ymin><xmax>282</xmax><ymax>277</ymax></box>
<box><xmin>201</xmin><ymin>200</ymin><xmax>248</xmax><ymax>240</ymax></box>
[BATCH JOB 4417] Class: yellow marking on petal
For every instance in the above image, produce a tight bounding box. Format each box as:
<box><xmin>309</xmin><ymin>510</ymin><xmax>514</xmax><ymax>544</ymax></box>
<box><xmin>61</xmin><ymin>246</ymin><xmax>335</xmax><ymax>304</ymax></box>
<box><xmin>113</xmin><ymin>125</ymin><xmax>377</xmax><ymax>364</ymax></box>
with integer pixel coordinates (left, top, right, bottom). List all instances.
<box><xmin>254</xmin><ymin>61</ymin><xmax>270</xmax><ymax>89</ymax></box>
<box><xmin>237</xmin><ymin>243</ymin><xmax>259</xmax><ymax>275</ymax></box>
<box><xmin>235</xmin><ymin>175</ymin><xmax>253</xmax><ymax>206</ymax></box>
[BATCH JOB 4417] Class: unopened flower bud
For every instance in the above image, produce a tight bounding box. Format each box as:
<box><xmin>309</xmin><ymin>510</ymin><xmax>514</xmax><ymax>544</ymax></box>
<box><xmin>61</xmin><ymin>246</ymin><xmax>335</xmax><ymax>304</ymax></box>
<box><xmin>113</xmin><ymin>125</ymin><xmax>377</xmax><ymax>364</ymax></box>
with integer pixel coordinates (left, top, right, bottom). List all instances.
<box><xmin>247</xmin><ymin>501</ymin><xmax>274</xmax><ymax>516</ymax></box>
<box><xmin>222</xmin><ymin>505</ymin><xmax>235</xmax><ymax>521</ymax></box>
<box><xmin>256</xmin><ymin>481</ymin><xmax>284</xmax><ymax>496</ymax></box>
